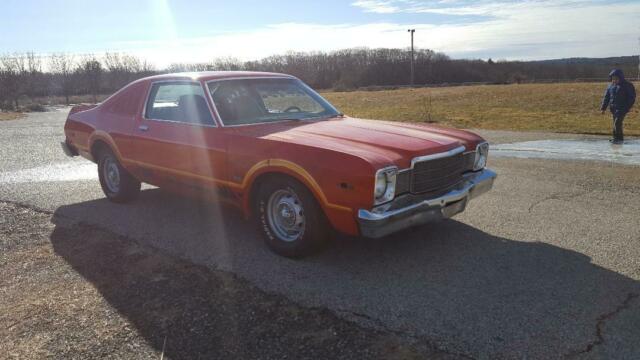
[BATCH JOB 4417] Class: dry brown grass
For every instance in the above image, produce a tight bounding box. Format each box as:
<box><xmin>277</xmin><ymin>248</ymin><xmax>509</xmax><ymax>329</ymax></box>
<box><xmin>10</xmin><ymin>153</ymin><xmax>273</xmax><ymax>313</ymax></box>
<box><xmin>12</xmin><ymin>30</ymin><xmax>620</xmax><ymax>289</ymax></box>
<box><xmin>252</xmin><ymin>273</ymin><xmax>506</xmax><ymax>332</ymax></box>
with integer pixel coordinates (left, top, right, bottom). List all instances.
<box><xmin>0</xmin><ymin>112</ymin><xmax>24</xmax><ymax>121</ymax></box>
<box><xmin>29</xmin><ymin>94</ymin><xmax>110</xmax><ymax>106</ymax></box>
<box><xmin>321</xmin><ymin>82</ymin><xmax>640</xmax><ymax>136</ymax></box>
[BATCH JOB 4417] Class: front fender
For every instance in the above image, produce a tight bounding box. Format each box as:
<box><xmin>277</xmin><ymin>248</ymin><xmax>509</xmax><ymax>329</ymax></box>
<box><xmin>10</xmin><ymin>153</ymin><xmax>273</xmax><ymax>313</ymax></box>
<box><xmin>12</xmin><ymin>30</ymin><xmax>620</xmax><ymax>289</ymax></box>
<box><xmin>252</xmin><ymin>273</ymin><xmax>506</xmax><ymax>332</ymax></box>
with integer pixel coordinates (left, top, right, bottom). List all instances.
<box><xmin>239</xmin><ymin>159</ymin><xmax>360</xmax><ymax>236</ymax></box>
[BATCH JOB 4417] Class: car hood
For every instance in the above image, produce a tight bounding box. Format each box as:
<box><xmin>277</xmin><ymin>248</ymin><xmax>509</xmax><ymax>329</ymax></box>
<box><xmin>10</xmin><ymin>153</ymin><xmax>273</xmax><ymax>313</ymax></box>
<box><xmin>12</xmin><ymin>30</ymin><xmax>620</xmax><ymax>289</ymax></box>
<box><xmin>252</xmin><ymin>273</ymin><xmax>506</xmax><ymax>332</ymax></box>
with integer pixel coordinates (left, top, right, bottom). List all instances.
<box><xmin>246</xmin><ymin>117</ymin><xmax>483</xmax><ymax>168</ymax></box>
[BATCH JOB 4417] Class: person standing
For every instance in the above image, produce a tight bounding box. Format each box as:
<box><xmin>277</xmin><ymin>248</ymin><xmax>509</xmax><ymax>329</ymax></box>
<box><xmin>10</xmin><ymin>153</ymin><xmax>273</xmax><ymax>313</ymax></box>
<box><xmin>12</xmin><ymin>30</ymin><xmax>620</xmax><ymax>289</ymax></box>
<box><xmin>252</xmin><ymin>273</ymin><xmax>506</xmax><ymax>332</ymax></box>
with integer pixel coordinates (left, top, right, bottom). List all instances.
<box><xmin>600</xmin><ymin>69</ymin><xmax>636</xmax><ymax>144</ymax></box>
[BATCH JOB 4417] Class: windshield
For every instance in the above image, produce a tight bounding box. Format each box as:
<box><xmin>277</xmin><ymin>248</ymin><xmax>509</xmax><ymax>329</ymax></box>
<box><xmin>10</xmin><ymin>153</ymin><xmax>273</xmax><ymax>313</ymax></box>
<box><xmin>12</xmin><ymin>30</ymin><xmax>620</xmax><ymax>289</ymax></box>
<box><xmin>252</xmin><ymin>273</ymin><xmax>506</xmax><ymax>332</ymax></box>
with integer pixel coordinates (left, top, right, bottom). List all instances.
<box><xmin>207</xmin><ymin>78</ymin><xmax>340</xmax><ymax>126</ymax></box>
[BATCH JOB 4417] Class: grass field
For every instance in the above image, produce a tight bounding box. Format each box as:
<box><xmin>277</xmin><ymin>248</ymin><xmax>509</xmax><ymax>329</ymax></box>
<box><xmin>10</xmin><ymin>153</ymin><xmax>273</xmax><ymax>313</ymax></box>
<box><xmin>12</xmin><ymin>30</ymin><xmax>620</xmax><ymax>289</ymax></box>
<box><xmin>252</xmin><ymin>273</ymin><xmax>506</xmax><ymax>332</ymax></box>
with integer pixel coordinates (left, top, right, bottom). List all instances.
<box><xmin>322</xmin><ymin>82</ymin><xmax>640</xmax><ymax>136</ymax></box>
<box><xmin>0</xmin><ymin>112</ymin><xmax>23</xmax><ymax>121</ymax></box>
<box><xmin>6</xmin><ymin>82</ymin><xmax>640</xmax><ymax>135</ymax></box>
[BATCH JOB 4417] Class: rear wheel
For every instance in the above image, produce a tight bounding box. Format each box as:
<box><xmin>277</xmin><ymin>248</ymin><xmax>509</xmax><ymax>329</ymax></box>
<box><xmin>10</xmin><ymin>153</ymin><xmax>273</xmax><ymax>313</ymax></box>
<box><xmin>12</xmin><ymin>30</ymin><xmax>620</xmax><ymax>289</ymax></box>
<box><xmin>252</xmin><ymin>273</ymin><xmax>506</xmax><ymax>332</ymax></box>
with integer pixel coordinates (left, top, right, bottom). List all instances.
<box><xmin>97</xmin><ymin>149</ymin><xmax>141</xmax><ymax>203</ymax></box>
<box><xmin>256</xmin><ymin>177</ymin><xmax>330</xmax><ymax>258</ymax></box>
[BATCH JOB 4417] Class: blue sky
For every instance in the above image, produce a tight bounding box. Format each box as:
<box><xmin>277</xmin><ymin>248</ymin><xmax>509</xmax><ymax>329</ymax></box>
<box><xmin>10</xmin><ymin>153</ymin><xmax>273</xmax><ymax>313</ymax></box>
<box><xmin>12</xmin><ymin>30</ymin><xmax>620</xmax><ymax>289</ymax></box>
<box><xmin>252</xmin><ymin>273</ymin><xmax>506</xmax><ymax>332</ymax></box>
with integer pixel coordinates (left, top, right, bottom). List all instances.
<box><xmin>1</xmin><ymin>0</ymin><xmax>639</xmax><ymax>67</ymax></box>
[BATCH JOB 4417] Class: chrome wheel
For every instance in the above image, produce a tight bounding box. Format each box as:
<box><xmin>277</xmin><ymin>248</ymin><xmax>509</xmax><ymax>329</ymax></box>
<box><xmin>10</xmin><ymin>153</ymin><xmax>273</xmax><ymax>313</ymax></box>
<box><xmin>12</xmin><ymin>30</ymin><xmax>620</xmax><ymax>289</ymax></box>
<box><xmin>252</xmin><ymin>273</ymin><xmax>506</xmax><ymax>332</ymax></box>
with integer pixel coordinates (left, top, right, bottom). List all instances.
<box><xmin>102</xmin><ymin>156</ymin><xmax>121</xmax><ymax>194</ymax></box>
<box><xmin>266</xmin><ymin>189</ymin><xmax>306</xmax><ymax>242</ymax></box>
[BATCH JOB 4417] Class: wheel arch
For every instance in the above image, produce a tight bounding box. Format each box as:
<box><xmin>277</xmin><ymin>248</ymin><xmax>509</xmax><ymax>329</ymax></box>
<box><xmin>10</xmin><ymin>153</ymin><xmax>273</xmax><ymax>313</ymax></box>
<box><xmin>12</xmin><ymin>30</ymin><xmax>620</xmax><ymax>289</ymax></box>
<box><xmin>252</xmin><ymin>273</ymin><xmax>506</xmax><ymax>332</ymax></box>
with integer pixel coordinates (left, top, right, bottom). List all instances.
<box><xmin>243</xmin><ymin>166</ymin><xmax>327</xmax><ymax>219</ymax></box>
<box><xmin>242</xmin><ymin>159</ymin><xmax>354</xmax><ymax>214</ymax></box>
<box><xmin>90</xmin><ymin>139</ymin><xmax>111</xmax><ymax>161</ymax></box>
<box><xmin>88</xmin><ymin>131</ymin><xmax>123</xmax><ymax>164</ymax></box>
<box><xmin>240</xmin><ymin>159</ymin><xmax>358</xmax><ymax>236</ymax></box>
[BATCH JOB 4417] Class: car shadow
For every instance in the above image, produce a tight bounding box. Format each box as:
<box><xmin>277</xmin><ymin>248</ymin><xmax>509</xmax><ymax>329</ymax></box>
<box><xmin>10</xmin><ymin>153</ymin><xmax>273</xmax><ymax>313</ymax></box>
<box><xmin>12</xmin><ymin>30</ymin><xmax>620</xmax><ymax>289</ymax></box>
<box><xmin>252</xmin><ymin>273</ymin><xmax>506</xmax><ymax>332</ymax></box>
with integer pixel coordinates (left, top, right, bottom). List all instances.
<box><xmin>50</xmin><ymin>188</ymin><xmax>640</xmax><ymax>359</ymax></box>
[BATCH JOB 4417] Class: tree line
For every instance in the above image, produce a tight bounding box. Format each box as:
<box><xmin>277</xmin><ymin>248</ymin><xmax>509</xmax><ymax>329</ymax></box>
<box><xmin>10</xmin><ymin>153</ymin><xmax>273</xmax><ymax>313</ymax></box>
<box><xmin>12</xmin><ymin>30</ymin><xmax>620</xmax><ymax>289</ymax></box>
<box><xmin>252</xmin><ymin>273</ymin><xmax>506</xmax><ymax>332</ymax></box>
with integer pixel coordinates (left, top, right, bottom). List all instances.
<box><xmin>0</xmin><ymin>52</ymin><xmax>155</xmax><ymax>110</ymax></box>
<box><xmin>1</xmin><ymin>48</ymin><xmax>637</xmax><ymax>110</ymax></box>
<box><xmin>167</xmin><ymin>49</ymin><xmax>637</xmax><ymax>88</ymax></box>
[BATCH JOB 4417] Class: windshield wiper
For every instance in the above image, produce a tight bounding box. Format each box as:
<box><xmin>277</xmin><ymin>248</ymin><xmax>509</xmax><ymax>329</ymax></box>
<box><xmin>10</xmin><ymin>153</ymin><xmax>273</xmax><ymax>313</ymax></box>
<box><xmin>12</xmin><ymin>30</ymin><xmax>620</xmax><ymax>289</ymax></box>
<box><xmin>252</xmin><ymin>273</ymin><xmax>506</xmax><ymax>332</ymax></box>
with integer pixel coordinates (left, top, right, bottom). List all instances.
<box><xmin>299</xmin><ymin>114</ymin><xmax>344</xmax><ymax>121</ymax></box>
<box><xmin>261</xmin><ymin>114</ymin><xmax>342</xmax><ymax>123</ymax></box>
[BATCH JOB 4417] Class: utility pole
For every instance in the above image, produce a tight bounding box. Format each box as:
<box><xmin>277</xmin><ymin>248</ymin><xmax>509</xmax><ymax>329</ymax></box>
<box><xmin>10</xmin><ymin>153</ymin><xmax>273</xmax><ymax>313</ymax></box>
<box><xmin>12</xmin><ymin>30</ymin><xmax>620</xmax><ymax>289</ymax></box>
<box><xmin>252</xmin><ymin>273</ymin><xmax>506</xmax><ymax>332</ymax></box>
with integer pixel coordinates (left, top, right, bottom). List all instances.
<box><xmin>637</xmin><ymin>37</ymin><xmax>640</xmax><ymax>81</ymax></box>
<box><xmin>408</xmin><ymin>29</ymin><xmax>415</xmax><ymax>86</ymax></box>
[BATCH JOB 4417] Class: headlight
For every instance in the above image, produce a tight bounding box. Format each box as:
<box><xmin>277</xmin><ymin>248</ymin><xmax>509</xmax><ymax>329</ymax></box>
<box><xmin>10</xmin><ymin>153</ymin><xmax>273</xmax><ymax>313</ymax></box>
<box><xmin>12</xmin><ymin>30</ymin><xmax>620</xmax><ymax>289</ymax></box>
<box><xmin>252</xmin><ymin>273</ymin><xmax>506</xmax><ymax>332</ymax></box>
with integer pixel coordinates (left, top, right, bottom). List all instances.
<box><xmin>374</xmin><ymin>166</ymin><xmax>397</xmax><ymax>205</ymax></box>
<box><xmin>474</xmin><ymin>142</ymin><xmax>489</xmax><ymax>171</ymax></box>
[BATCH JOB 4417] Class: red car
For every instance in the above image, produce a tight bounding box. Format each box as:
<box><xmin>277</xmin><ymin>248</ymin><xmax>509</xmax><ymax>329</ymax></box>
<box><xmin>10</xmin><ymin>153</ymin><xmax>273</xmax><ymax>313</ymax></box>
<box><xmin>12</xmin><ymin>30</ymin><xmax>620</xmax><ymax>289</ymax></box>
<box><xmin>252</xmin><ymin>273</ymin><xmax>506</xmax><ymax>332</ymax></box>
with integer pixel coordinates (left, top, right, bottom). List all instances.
<box><xmin>62</xmin><ymin>71</ymin><xmax>496</xmax><ymax>257</ymax></box>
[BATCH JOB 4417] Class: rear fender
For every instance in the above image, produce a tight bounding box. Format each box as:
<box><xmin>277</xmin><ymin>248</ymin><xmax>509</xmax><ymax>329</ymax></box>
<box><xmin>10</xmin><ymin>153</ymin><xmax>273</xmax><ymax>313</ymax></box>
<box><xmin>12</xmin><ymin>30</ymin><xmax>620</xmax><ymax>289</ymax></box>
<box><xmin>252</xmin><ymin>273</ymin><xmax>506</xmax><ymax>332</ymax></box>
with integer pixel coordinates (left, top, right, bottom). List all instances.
<box><xmin>69</xmin><ymin>104</ymin><xmax>98</xmax><ymax>115</ymax></box>
<box><xmin>88</xmin><ymin>131</ymin><xmax>125</xmax><ymax>164</ymax></box>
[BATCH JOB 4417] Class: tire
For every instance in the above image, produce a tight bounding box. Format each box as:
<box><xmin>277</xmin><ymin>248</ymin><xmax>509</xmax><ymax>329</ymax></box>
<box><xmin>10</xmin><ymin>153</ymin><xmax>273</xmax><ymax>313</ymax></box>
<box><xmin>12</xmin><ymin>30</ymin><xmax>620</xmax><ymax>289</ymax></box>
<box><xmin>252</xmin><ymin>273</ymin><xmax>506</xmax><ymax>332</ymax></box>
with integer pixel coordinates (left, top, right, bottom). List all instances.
<box><xmin>97</xmin><ymin>148</ymin><xmax>141</xmax><ymax>203</ymax></box>
<box><xmin>256</xmin><ymin>176</ymin><xmax>330</xmax><ymax>258</ymax></box>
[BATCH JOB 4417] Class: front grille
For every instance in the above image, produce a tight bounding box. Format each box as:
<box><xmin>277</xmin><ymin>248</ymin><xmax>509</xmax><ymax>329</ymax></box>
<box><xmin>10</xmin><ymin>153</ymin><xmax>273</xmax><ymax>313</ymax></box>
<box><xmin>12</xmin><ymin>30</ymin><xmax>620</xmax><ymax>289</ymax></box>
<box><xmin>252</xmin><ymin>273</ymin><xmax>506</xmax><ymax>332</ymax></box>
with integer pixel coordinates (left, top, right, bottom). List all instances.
<box><xmin>462</xmin><ymin>151</ymin><xmax>476</xmax><ymax>171</ymax></box>
<box><xmin>410</xmin><ymin>152</ymin><xmax>467</xmax><ymax>195</ymax></box>
<box><xmin>396</xmin><ymin>170</ymin><xmax>411</xmax><ymax>194</ymax></box>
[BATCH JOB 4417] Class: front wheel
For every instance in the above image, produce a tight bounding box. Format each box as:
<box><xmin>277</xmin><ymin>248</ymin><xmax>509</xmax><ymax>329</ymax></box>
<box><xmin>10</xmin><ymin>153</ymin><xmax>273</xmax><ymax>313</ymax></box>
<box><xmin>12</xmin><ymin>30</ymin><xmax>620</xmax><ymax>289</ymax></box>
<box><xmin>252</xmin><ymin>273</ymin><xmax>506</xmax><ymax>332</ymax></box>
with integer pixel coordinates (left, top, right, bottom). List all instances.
<box><xmin>256</xmin><ymin>177</ymin><xmax>330</xmax><ymax>258</ymax></box>
<box><xmin>97</xmin><ymin>149</ymin><xmax>141</xmax><ymax>203</ymax></box>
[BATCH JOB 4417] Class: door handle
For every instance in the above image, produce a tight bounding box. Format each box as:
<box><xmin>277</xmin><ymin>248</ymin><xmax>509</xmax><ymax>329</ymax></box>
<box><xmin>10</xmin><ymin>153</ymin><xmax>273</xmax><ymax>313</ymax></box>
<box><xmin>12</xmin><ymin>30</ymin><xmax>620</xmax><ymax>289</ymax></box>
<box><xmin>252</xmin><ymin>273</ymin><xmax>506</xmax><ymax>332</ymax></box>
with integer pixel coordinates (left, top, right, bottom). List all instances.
<box><xmin>138</xmin><ymin>125</ymin><xmax>149</xmax><ymax>132</ymax></box>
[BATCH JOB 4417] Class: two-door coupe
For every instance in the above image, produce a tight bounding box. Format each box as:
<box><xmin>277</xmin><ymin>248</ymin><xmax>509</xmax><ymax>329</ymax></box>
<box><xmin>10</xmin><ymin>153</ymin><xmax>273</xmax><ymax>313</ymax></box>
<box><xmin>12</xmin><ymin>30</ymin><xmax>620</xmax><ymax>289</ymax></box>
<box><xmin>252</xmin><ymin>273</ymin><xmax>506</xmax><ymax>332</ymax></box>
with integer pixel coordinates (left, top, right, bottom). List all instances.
<box><xmin>62</xmin><ymin>71</ymin><xmax>496</xmax><ymax>257</ymax></box>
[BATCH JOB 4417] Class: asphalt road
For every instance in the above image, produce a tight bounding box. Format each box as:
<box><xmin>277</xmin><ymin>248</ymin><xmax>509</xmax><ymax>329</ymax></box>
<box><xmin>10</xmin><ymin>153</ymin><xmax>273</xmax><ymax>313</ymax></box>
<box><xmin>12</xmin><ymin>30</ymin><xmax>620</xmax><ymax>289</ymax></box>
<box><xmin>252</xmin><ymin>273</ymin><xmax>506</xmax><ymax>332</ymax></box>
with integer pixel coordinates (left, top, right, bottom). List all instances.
<box><xmin>2</xmin><ymin>110</ymin><xmax>640</xmax><ymax>359</ymax></box>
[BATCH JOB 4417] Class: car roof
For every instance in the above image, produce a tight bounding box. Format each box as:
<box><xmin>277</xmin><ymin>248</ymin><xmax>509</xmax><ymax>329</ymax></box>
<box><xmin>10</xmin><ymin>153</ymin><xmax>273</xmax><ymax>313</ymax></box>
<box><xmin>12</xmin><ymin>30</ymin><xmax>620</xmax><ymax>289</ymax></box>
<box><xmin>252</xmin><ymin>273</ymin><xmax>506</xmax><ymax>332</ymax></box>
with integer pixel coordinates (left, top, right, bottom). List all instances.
<box><xmin>139</xmin><ymin>71</ymin><xmax>296</xmax><ymax>83</ymax></box>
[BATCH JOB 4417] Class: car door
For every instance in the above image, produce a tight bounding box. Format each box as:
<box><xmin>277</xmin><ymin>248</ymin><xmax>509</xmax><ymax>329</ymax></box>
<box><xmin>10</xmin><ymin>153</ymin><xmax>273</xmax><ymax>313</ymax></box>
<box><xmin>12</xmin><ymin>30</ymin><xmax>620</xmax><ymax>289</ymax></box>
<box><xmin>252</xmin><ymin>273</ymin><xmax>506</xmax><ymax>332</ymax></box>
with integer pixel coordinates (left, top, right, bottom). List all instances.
<box><xmin>130</xmin><ymin>80</ymin><xmax>227</xmax><ymax>190</ymax></box>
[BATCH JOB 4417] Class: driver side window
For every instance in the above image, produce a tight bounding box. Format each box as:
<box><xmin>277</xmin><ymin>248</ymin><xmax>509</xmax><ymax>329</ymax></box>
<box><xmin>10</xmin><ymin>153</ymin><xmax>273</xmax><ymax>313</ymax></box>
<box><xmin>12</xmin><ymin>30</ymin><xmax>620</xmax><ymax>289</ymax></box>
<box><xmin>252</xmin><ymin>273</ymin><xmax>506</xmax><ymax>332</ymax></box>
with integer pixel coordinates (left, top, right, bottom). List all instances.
<box><xmin>145</xmin><ymin>82</ymin><xmax>215</xmax><ymax>126</ymax></box>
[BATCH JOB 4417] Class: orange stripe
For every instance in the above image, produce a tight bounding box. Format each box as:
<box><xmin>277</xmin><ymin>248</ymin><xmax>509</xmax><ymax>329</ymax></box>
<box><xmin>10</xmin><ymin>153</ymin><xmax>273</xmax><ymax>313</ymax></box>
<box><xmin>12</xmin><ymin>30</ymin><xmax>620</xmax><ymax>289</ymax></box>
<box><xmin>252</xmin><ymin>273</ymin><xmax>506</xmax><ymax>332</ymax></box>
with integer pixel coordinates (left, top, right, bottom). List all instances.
<box><xmin>121</xmin><ymin>158</ymin><xmax>243</xmax><ymax>189</ymax></box>
<box><xmin>243</xmin><ymin>159</ymin><xmax>352</xmax><ymax>213</ymax></box>
<box><xmin>121</xmin><ymin>158</ymin><xmax>352</xmax><ymax>213</ymax></box>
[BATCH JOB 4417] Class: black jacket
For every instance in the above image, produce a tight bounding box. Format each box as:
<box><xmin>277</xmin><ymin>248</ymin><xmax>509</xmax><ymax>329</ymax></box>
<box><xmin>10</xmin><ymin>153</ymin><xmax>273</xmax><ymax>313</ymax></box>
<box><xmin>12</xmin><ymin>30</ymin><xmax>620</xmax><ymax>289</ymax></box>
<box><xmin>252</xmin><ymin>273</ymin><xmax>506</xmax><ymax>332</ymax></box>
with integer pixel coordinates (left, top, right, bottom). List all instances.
<box><xmin>601</xmin><ymin>69</ymin><xmax>636</xmax><ymax>114</ymax></box>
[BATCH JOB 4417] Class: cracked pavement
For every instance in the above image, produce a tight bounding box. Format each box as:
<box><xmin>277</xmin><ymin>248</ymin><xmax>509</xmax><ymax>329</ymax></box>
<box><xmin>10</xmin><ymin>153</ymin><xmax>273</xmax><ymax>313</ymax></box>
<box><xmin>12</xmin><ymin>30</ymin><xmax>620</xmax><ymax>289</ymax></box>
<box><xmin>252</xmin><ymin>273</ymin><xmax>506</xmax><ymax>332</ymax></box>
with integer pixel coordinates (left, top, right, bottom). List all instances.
<box><xmin>565</xmin><ymin>293</ymin><xmax>639</xmax><ymax>358</ymax></box>
<box><xmin>1</xmin><ymin>111</ymin><xmax>640</xmax><ymax>359</ymax></box>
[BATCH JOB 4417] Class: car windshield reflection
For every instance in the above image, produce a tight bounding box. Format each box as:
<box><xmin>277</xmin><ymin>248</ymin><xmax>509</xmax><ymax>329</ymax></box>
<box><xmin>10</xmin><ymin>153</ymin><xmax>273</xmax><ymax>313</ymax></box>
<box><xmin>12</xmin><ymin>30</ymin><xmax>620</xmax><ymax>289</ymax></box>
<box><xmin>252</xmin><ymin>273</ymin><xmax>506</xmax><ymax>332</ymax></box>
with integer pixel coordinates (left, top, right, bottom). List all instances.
<box><xmin>207</xmin><ymin>78</ymin><xmax>340</xmax><ymax>126</ymax></box>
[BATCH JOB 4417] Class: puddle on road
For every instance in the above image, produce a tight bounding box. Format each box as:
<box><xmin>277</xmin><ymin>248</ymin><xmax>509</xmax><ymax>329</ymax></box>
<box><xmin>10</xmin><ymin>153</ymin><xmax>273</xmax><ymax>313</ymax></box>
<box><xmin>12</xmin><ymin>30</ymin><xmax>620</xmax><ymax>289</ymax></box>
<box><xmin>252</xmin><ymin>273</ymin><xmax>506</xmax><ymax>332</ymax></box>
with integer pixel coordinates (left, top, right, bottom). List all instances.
<box><xmin>492</xmin><ymin>139</ymin><xmax>640</xmax><ymax>166</ymax></box>
<box><xmin>2</xmin><ymin>139</ymin><xmax>638</xmax><ymax>185</ymax></box>
<box><xmin>0</xmin><ymin>162</ymin><xmax>97</xmax><ymax>184</ymax></box>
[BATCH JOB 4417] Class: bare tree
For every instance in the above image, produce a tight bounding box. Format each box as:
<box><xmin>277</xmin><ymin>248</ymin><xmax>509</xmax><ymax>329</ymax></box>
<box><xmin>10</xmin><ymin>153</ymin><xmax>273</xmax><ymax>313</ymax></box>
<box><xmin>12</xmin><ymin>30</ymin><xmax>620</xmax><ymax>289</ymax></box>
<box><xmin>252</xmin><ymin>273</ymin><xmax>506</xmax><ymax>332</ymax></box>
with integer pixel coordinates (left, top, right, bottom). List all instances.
<box><xmin>103</xmin><ymin>52</ymin><xmax>156</xmax><ymax>91</ymax></box>
<box><xmin>49</xmin><ymin>53</ymin><xmax>76</xmax><ymax>105</ymax></box>
<box><xmin>103</xmin><ymin>52</ymin><xmax>126</xmax><ymax>91</ymax></box>
<box><xmin>167</xmin><ymin>62</ymin><xmax>215</xmax><ymax>73</ymax></box>
<box><xmin>24</xmin><ymin>52</ymin><xmax>46</xmax><ymax>99</ymax></box>
<box><xmin>0</xmin><ymin>60</ymin><xmax>9</xmax><ymax>110</ymax></box>
<box><xmin>121</xmin><ymin>54</ymin><xmax>142</xmax><ymax>73</ymax></box>
<box><xmin>139</xmin><ymin>59</ymin><xmax>156</xmax><ymax>75</ymax></box>
<box><xmin>0</xmin><ymin>54</ymin><xmax>27</xmax><ymax>109</ymax></box>
<box><xmin>77</xmin><ymin>55</ymin><xmax>103</xmax><ymax>103</ymax></box>
<box><xmin>211</xmin><ymin>57</ymin><xmax>243</xmax><ymax>71</ymax></box>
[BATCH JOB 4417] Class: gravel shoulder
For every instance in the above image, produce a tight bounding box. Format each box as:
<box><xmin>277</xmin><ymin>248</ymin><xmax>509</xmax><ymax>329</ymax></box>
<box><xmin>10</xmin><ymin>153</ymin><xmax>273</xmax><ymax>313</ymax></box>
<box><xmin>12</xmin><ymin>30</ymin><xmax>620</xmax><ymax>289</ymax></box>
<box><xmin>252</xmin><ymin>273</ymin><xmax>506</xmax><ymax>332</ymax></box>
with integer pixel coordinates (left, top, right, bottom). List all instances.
<box><xmin>0</xmin><ymin>201</ymin><xmax>455</xmax><ymax>360</ymax></box>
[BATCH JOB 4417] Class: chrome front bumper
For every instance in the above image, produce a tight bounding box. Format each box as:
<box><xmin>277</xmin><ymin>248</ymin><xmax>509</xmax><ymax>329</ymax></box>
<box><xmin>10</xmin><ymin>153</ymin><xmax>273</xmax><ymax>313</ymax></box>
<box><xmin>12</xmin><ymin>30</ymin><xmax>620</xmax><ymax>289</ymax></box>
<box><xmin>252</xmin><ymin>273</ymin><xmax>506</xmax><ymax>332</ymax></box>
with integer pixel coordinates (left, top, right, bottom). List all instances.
<box><xmin>358</xmin><ymin>168</ymin><xmax>497</xmax><ymax>238</ymax></box>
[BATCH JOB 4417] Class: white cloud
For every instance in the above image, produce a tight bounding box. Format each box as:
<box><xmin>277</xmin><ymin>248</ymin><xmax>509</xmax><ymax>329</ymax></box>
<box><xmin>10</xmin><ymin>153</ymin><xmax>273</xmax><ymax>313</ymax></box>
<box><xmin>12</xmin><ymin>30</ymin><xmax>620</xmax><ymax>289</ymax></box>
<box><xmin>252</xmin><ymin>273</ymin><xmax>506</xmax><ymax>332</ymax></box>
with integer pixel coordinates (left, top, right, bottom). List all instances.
<box><xmin>115</xmin><ymin>23</ymin><xmax>411</xmax><ymax>67</ymax></box>
<box><xmin>351</xmin><ymin>0</ymin><xmax>599</xmax><ymax>16</ymax></box>
<box><xmin>352</xmin><ymin>0</ymin><xmax>403</xmax><ymax>13</ymax></box>
<box><xmin>105</xmin><ymin>1</ymin><xmax>639</xmax><ymax>67</ymax></box>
